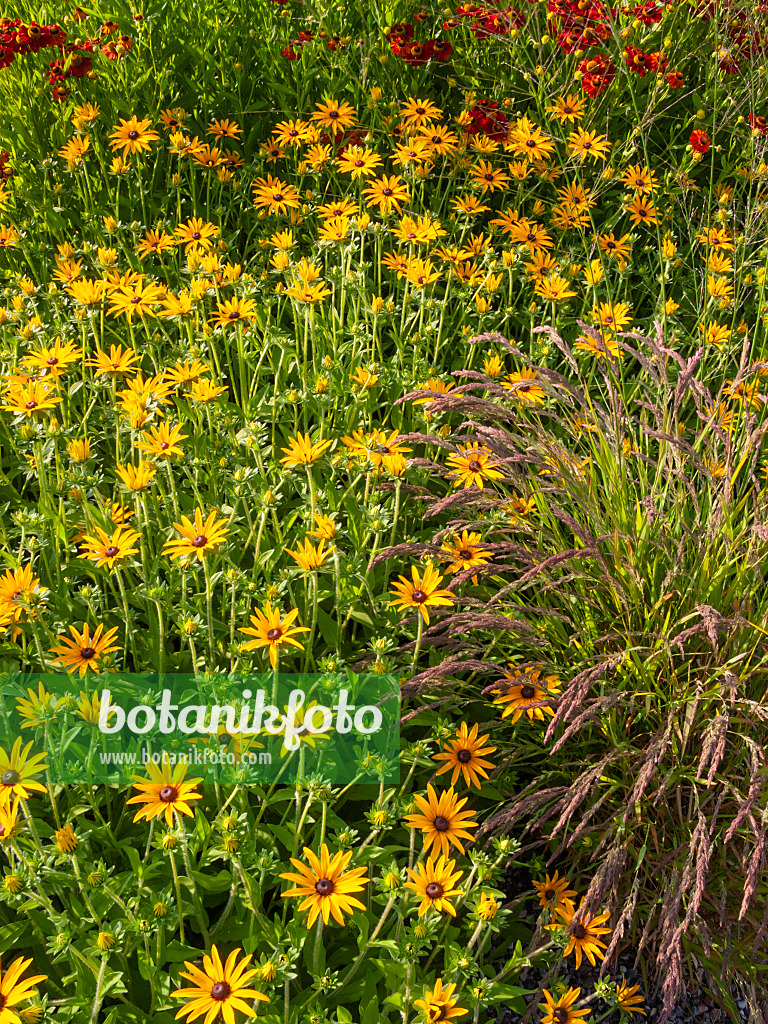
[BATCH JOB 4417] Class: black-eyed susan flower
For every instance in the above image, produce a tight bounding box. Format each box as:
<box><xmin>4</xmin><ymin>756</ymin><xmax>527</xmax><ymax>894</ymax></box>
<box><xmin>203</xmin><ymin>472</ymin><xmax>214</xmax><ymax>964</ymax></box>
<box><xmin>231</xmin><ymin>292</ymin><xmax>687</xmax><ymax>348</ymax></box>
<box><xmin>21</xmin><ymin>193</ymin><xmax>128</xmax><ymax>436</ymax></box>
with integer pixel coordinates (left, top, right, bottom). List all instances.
<box><xmin>0</xmin><ymin>956</ymin><xmax>47</xmax><ymax>1019</ymax></box>
<box><xmin>0</xmin><ymin>797</ymin><xmax>19</xmax><ymax>845</ymax></box>
<box><xmin>189</xmin><ymin>379</ymin><xmax>227</xmax><ymax>403</ymax></box>
<box><xmin>433</xmin><ymin>722</ymin><xmax>497</xmax><ymax>788</ymax></box>
<box><xmin>87</xmin><ymin>344</ymin><xmax>141</xmax><ymax>377</ymax></box>
<box><xmin>0</xmin><ymin>740</ymin><xmax>48</xmax><ymax>802</ymax></box>
<box><xmin>280</xmin><ymin>844</ymin><xmax>370</xmax><ymax>926</ymax></box>
<box><xmin>317</xmin><ymin>198</ymin><xmax>359</xmax><ymax>220</ymax></box>
<box><xmin>567</xmin><ymin>128</ymin><xmax>611</xmax><ymax>162</ymax></box>
<box><xmin>116</xmin><ymin>461</ymin><xmax>157</xmax><ymax>491</ymax></box>
<box><xmin>540</xmin><ymin>986</ymin><xmax>591</xmax><ymax>1024</ymax></box>
<box><xmin>625</xmin><ymin>194</ymin><xmax>657</xmax><ymax>226</ymax></box>
<box><xmin>477</xmin><ymin>893</ymin><xmax>499</xmax><ymax>920</ymax></box>
<box><xmin>285</xmin><ymin>538</ymin><xmax>333</xmax><ymax>572</ymax></box>
<box><xmin>399</xmin><ymin>97</ymin><xmax>443</xmax><ymax>127</ymax></box>
<box><xmin>107</xmin><ymin>281</ymin><xmax>165</xmax><ymax>320</ymax></box>
<box><xmin>108</xmin><ymin>116</ymin><xmax>160</xmax><ymax>157</ymax></box>
<box><xmin>163</xmin><ymin>507</ymin><xmax>230</xmax><ymax>562</ymax></box>
<box><xmin>546</xmin><ymin>94</ymin><xmax>587</xmax><ymax>123</ymax></box>
<box><xmin>271</xmin><ymin>119</ymin><xmax>312</xmax><ymax>148</ymax></box>
<box><xmin>239</xmin><ymin>603</ymin><xmax>310</xmax><ymax>668</ymax></box>
<box><xmin>404</xmin><ymin>785</ymin><xmax>478</xmax><ymax>858</ymax></box>
<box><xmin>252</xmin><ymin>174</ymin><xmax>302</xmax><ymax>216</ymax></box>
<box><xmin>78</xmin><ymin>525</ymin><xmax>141</xmax><ymax>569</ymax></box>
<box><xmin>439</xmin><ymin>531</ymin><xmax>492</xmax><ymax>587</ymax></box>
<box><xmin>311</xmin><ymin>98</ymin><xmax>357</xmax><ymax>134</ymax></box>
<box><xmin>0</xmin><ymin>565</ymin><xmax>48</xmax><ymax>628</ymax></box>
<box><xmin>469</xmin><ymin>159</ymin><xmax>510</xmax><ymax>194</ymax></box>
<box><xmin>49</xmin><ymin>622</ymin><xmax>121</xmax><ymax>677</ymax></box>
<box><xmin>23</xmin><ymin>338</ymin><xmax>82</xmax><ymax>379</ymax></box>
<box><xmin>208</xmin><ymin>296</ymin><xmax>258</xmax><ymax>330</ymax></box>
<box><xmin>446</xmin><ymin>444</ymin><xmax>505</xmax><ymax>490</ymax></box>
<box><xmin>2</xmin><ymin>380</ymin><xmax>62</xmax><ymax>419</ymax></box>
<box><xmin>135</xmin><ymin>229</ymin><xmax>176</xmax><ymax>258</ymax></box>
<box><xmin>16</xmin><ymin>683</ymin><xmax>61</xmax><ymax>730</ymax></box>
<box><xmin>135</xmin><ymin>422</ymin><xmax>188</xmax><ymax>460</ymax></box>
<box><xmin>617</xmin><ymin>976</ymin><xmax>646</xmax><ymax>1017</ymax></box>
<box><xmin>413</xmin><ymin>978</ymin><xmax>467</xmax><ymax>1022</ymax></box>
<box><xmin>533</xmin><ymin>870</ymin><xmax>578</xmax><ymax>911</ymax></box>
<box><xmin>175</xmin><ymin>217</ymin><xmax>218</xmax><ymax>253</ymax></box>
<box><xmin>172</xmin><ymin>945</ymin><xmax>269</xmax><ymax>1022</ymax></box>
<box><xmin>127</xmin><ymin>759</ymin><xmax>202</xmax><ymax>827</ymax></box>
<box><xmin>620</xmin><ymin>163</ymin><xmax>658</xmax><ymax>194</ymax></box>
<box><xmin>554</xmin><ymin>898</ymin><xmax>613</xmax><ymax>968</ymax></box>
<box><xmin>55</xmin><ymin>823</ymin><xmax>78</xmax><ymax>853</ymax></box>
<box><xmin>338</xmin><ymin>147</ymin><xmax>383</xmax><ymax>179</ymax></box>
<box><xmin>279</xmin><ymin>432</ymin><xmax>332</xmax><ymax>468</ymax></box>
<box><xmin>307</xmin><ymin>514</ymin><xmax>337</xmax><ymax>541</ymax></box>
<box><xmin>405</xmin><ymin>853</ymin><xmax>464</xmax><ymax>916</ymax></box>
<box><xmin>388</xmin><ymin>563</ymin><xmax>454</xmax><ymax>625</ymax></box>
<box><xmin>491</xmin><ymin>666</ymin><xmax>561</xmax><ymax>723</ymax></box>
<box><xmin>589</xmin><ymin>300</ymin><xmax>633</xmax><ymax>333</ymax></box>
<box><xmin>362</xmin><ymin>175</ymin><xmax>410</xmax><ymax>215</ymax></box>
<box><xmin>502</xmin><ymin>370</ymin><xmax>547</xmax><ymax>406</ymax></box>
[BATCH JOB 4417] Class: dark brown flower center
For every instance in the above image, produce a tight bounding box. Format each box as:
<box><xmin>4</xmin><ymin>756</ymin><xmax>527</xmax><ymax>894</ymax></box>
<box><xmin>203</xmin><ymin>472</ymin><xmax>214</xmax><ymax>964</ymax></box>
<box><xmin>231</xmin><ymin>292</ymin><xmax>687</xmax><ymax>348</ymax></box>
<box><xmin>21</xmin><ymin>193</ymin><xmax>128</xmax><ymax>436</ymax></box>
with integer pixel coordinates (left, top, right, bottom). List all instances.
<box><xmin>329</xmin><ymin>110</ymin><xmax>339</xmax><ymax>119</ymax></box>
<box><xmin>458</xmin><ymin>550</ymin><xmax>473</xmax><ymax>560</ymax></box>
<box><xmin>160</xmin><ymin>442</ymin><xmax>170</xmax><ymax>449</ymax></box>
<box><xmin>521</xmin><ymin>685</ymin><xmax>536</xmax><ymax>699</ymax></box>
<box><xmin>434</xmin><ymin>815</ymin><xmax>450</xmax><ymax>832</ymax></box>
<box><xmin>468</xmin><ymin>460</ymin><xmax>482</xmax><ymax>473</ymax></box>
<box><xmin>573</xmin><ymin>923</ymin><xmax>587</xmax><ymax>939</ymax></box>
<box><xmin>229</xmin><ymin>311</ymin><xmax>240</xmax><ymax>319</ymax></box>
<box><xmin>425</xmin><ymin>882</ymin><xmax>443</xmax><ymax>898</ymax></box>
<box><xmin>192</xmin><ymin>231</ymin><xmax>201</xmax><ymax>240</ymax></box>
<box><xmin>315</xmin><ymin>878</ymin><xmax>334</xmax><ymax>895</ymax></box>
<box><xmin>554</xmin><ymin>1010</ymin><xmax>569</xmax><ymax>1024</ymax></box>
<box><xmin>274</xmin><ymin>193</ymin><xmax>284</xmax><ymax>202</ymax></box>
<box><xmin>457</xmin><ymin>749</ymin><xmax>472</xmax><ymax>763</ymax></box>
<box><xmin>382</xmin><ymin>188</ymin><xmax>393</xmax><ymax>196</ymax></box>
<box><xmin>159</xmin><ymin>785</ymin><xmax>177</xmax><ymax>802</ymax></box>
<box><xmin>191</xmin><ymin>535</ymin><xmax>207</xmax><ymax>547</ymax></box>
<box><xmin>25</xmin><ymin>401</ymin><xmax>37</xmax><ymax>410</ymax></box>
<box><xmin>104</xmin><ymin>546</ymin><xmax>119</xmax><ymax>557</ymax></box>
<box><xmin>128</xmin><ymin>130</ymin><xmax>139</xmax><ymax>140</ymax></box>
<box><xmin>211</xmin><ymin>981</ymin><xmax>231</xmax><ymax>1001</ymax></box>
<box><xmin>47</xmin><ymin>356</ymin><xmax>59</xmax><ymax>365</ymax></box>
<box><xmin>544</xmin><ymin>888</ymin><xmax>556</xmax><ymax>900</ymax></box>
<box><xmin>267</xmin><ymin>627</ymin><xmax>282</xmax><ymax>641</ymax></box>
<box><xmin>355</xmin><ymin>159</ymin><xmax>364</xmax><ymax>167</ymax></box>
<box><xmin>1</xmin><ymin>770</ymin><xmax>19</xmax><ymax>786</ymax></box>
<box><xmin>411</xmin><ymin>590</ymin><xmax>427</xmax><ymax>603</ymax></box>
<box><xmin>80</xmin><ymin>647</ymin><xmax>96</xmax><ymax>659</ymax></box>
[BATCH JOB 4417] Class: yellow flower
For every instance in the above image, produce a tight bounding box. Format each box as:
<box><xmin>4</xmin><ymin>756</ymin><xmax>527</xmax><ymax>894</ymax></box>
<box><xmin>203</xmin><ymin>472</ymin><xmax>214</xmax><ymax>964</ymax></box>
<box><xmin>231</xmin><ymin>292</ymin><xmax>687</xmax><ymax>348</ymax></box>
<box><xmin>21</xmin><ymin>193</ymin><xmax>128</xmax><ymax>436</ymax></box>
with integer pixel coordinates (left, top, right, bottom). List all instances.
<box><xmin>280</xmin><ymin>845</ymin><xmax>369</xmax><ymax>926</ymax></box>
<box><xmin>239</xmin><ymin>603</ymin><xmax>310</xmax><ymax>668</ymax></box>
<box><xmin>285</xmin><ymin>538</ymin><xmax>333</xmax><ymax>572</ymax></box>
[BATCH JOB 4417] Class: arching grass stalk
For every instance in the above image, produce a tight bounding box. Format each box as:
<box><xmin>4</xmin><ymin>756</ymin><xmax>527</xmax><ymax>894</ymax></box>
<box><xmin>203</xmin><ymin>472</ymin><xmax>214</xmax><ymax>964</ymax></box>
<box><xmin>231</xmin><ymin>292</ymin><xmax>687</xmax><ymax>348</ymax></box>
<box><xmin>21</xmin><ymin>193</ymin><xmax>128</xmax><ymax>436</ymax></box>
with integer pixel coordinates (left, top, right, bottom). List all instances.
<box><xmin>168</xmin><ymin>848</ymin><xmax>185</xmax><ymax>944</ymax></box>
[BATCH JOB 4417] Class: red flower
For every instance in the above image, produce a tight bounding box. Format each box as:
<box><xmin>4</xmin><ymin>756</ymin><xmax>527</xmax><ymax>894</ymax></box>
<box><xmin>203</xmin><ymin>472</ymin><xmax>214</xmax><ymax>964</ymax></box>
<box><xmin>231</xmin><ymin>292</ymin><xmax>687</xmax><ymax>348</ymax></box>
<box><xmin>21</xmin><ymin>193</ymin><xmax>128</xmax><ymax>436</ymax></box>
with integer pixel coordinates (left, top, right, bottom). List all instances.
<box><xmin>623</xmin><ymin>45</ymin><xmax>651</xmax><ymax>74</ymax></box>
<box><xmin>665</xmin><ymin>70</ymin><xmax>684</xmax><ymax>88</ymax></box>
<box><xmin>0</xmin><ymin>152</ymin><xmax>14</xmax><ymax>179</ymax></box>
<box><xmin>749</xmin><ymin>114</ymin><xmax>768</xmax><ymax>135</ymax></box>
<box><xmin>578</xmin><ymin>52</ymin><xmax>615</xmax><ymax>96</ymax></box>
<box><xmin>690</xmin><ymin>129</ymin><xmax>710</xmax><ymax>153</ymax></box>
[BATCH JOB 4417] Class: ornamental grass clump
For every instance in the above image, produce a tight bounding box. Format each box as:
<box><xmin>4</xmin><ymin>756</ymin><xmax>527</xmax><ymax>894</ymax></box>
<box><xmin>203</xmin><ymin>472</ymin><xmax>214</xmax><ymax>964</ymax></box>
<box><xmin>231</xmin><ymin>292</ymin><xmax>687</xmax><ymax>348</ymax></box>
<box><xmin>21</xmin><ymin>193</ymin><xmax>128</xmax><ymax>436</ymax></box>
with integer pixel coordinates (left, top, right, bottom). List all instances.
<box><xmin>393</xmin><ymin>327</ymin><xmax>768</xmax><ymax>1021</ymax></box>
